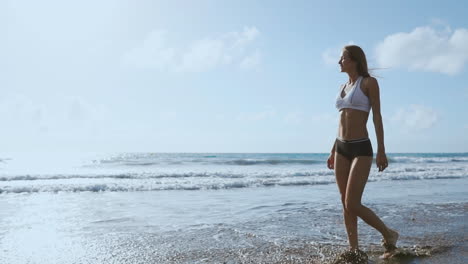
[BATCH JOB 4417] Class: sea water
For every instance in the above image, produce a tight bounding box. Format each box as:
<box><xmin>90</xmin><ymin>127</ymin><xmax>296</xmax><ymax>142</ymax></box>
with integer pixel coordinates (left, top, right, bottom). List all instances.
<box><xmin>0</xmin><ymin>153</ymin><xmax>467</xmax><ymax>263</ymax></box>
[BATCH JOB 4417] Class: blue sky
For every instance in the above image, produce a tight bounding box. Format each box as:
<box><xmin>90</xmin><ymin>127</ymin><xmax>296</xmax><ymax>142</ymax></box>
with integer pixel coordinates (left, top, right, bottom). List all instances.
<box><xmin>3</xmin><ymin>0</ymin><xmax>468</xmax><ymax>153</ymax></box>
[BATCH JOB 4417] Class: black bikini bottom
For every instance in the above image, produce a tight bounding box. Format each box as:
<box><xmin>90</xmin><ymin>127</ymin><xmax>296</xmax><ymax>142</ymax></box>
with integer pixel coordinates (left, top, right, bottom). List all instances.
<box><xmin>335</xmin><ymin>138</ymin><xmax>373</xmax><ymax>161</ymax></box>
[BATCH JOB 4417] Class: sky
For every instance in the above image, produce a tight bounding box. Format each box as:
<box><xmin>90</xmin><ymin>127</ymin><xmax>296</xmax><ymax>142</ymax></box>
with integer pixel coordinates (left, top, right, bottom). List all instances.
<box><xmin>3</xmin><ymin>0</ymin><xmax>468</xmax><ymax>153</ymax></box>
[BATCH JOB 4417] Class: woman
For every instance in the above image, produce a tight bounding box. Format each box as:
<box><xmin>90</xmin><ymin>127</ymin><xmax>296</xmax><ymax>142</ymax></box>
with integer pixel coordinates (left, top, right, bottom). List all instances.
<box><xmin>326</xmin><ymin>45</ymin><xmax>398</xmax><ymax>260</ymax></box>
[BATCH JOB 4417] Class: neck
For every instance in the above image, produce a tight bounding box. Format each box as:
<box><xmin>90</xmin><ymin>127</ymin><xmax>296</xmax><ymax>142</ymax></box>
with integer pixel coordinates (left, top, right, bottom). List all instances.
<box><xmin>347</xmin><ymin>71</ymin><xmax>360</xmax><ymax>84</ymax></box>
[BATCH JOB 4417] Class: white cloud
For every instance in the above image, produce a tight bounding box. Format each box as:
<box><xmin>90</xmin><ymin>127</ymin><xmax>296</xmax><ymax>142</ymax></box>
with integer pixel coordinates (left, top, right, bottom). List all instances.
<box><xmin>375</xmin><ymin>25</ymin><xmax>468</xmax><ymax>75</ymax></box>
<box><xmin>391</xmin><ymin>104</ymin><xmax>439</xmax><ymax>131</ymax></box>
<box><xmin>157</xmin><ymin>110</ymin><xmax>178</xmax><ymax>121</ymax></box>
<box><xmin>67</xmin><ymin>97</ymin><xmax>107</xmax><ymax>123</ymax></box>
<box><xmin>322</xmin><ymin>48</ymin><xmax>338</xmax><ymax>66</ymax></box>
<box><xmin>240</xmin><ymin>50</ymin><xmax>261</xmax><ymax>70</ymax></box>
<box><xmin>321</xmin><ymin>41</ymin><xmax>355</xmax><ymax>66</ymax></box>
<box><xmin>236</xmin><ymin>111</ymin><xmax>337</xmax><ymax>125</ymax></box>
<box><xmin>0</xmin><ymin>94</ymin><xmax>108</xmax><ymax>136</ymax></box>
<box><xmin>229</xmin><ymin>27</ymin><xmax>259</xmax><ymax>49</ymax></box>
<box><xmin>123</xmin><ymin>27</ymin><xmax>261</xmax><ymax>72</ymax></box>
<box><xmin>236</xmin><ymin>108</ymin><xmax>276</xmax><ymax>122</ymax></box>
<box><xmin>122</xmin><ymin>31</ymin><xmax>176</xmax><ymax>70</ymax></box>
<box><xmin>178</xmin><ymin>38</ymin><xmax>225</xmax><ymax>72</ymax></box>
<box><xmin>310</xmin><ymin>112</ymin><xmax>338</xmax><ymax>124</ymax></box>
<box><xmin>283</xmin><ymin>111</ymin><xmax>304</xmax><ymax>124</ymax></box>
<box><xmin>214</xmin><ymin>113</ymin><xmax>225</xmax><ymax>121</ymax></box>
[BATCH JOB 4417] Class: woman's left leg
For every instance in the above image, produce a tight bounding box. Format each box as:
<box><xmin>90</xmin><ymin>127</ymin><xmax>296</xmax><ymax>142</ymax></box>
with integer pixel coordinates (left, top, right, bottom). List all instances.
<box><xmin>345</xmin><ymin>156</ymin><xmax>390</xmax><ymax>238</ymax></box>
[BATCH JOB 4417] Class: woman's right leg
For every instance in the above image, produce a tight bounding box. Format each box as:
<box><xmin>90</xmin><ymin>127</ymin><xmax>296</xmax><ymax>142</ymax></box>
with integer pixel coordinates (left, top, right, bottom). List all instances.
<box><xmin>334</xmin><ymin>152</ymin><xmax>357</xmax><ymax>250</ymax></box>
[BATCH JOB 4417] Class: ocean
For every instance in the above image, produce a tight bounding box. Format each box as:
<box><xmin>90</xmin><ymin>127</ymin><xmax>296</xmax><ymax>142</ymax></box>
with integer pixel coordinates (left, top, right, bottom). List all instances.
<box><xmin>0</xmin><ymin>153</ymin><xmax>467</xmax><ymax>263</ymax></box>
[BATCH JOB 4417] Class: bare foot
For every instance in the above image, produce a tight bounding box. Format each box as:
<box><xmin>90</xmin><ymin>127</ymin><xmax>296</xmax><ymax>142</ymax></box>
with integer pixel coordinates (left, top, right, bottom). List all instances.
<box><xmin>380</xmin><ymin>251</ymin><xmax>396</xmax><ymax>259</ymax></box>
<box><xmin>381</xmin><ymin>228</ymin><xmax>399</xmax><ymax>253</ymax></box>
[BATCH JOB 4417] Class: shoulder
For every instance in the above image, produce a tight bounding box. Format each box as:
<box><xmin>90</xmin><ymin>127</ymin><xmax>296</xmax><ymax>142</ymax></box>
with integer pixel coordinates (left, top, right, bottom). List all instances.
<box><xmin>362</xmin><ymin>76</ymin><xmax>378</xmax><ymax>87</ymax></box>
<box><xmin>362</xmin><ymin>76</ymin><xmax>379</xmax><ymax>93</ymax></box>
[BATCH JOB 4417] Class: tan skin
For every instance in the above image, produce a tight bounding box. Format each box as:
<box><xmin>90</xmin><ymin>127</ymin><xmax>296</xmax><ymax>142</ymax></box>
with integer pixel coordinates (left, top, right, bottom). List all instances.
<box><xmin>326</xmin><ymin>50</ymin><xmax>397</xmax><ymax>252</ymax></box>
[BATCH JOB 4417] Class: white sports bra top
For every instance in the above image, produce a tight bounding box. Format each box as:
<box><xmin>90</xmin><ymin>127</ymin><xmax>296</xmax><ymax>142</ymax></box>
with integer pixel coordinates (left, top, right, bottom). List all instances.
<box><xmin>335</xmin><ymin>76</ymin><xmax>371</xmax><ymax>112</ymax></box>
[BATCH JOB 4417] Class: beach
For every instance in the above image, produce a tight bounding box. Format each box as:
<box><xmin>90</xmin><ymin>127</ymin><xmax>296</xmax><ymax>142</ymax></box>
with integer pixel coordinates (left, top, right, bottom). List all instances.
<box><xmin>0</xmin><ymin>153</ymin><xmax>467</xmax><ymax>263</ymax></box>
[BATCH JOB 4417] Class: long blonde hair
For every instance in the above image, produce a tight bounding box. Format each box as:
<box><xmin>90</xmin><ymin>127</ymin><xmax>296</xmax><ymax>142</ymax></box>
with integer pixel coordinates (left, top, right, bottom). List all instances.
<box><xmin>343</xmin><ymin>45</ymin><xmax>371</xmax><ymax>77</ymax></box>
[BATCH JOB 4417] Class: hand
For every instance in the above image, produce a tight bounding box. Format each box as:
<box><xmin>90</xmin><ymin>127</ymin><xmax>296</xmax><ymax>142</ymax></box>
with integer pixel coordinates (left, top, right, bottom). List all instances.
<box><xmin>327</xmin><ymin>152</ymin><xmax>335</xmax><ymax>170</ymax></box>
<box><xmin>376</xmin><ymin>152</ymin><xmax>388</xmax><ymax>172</ymax></box>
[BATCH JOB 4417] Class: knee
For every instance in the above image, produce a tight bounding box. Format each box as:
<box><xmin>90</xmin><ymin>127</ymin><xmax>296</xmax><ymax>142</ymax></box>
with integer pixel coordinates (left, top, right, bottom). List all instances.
<box><xmin>340</xmin><ymin>196</ymin><xmax>346</xmax><ymax>208</ymax></box>
<box><xmin>344</xmin><ymin>200</ymin><xmax>361</xmax><ymax>215</ymax></box>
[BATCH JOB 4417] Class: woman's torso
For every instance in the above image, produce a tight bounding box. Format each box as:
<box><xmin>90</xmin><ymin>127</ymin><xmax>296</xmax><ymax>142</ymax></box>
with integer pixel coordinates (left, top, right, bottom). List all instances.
<box><xmin>338</xmin><ymin>109</ymin><xmax>369</xmax><ymax>140</ymax></box>
<box><xmin>336</xmin><ymin>77</ymin><xmax>371</xmax><ymax>140</ymax></box>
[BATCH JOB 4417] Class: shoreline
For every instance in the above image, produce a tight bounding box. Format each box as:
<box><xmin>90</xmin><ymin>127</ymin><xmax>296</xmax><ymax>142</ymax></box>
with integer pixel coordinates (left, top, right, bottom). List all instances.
<box><xmin>0</xmin><ymin>178</ymin><xmax>466</xmax><ymax>263</ymax></box>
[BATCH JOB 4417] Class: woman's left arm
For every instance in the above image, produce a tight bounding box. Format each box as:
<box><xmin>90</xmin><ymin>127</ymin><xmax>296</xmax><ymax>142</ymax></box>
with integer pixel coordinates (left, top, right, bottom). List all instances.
<box><xmin>366</xmin><ymin>77</ymin><xmax>388</xmax><ymax>172</ymax></box>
